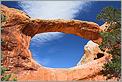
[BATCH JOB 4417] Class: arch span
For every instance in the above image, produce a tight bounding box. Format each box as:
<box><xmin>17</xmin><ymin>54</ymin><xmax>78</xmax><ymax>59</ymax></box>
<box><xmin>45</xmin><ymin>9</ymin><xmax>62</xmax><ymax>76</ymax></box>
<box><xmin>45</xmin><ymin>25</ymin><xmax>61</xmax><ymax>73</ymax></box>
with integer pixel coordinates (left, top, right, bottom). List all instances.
<box><xmin>22</xmin><ymin>19</ymin><xmax>103</xmax><ymax>44</ymax></box>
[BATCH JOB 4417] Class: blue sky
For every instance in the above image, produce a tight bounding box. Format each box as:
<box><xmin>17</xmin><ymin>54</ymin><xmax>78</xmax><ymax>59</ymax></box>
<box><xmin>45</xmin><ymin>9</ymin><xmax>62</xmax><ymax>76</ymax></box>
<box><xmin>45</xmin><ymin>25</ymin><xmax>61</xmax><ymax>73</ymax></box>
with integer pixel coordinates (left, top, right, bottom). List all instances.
<box><xmin>1</xmin><ymin>1</ymin><xmax>121</xmax><ymax>68</ymax></box>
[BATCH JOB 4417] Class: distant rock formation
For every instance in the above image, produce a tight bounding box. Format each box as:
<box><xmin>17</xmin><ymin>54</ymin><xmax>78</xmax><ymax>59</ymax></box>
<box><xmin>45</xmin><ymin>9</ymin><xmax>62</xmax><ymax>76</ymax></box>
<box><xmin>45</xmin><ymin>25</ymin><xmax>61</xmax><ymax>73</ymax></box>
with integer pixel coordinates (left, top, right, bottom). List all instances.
<box><xmin>1</xmin><ymin>5</ymin><xmax>113</xmax><ymax>81</ymax></box>
<box><xmin>77</xmin><ymin>41</ymin><xmax>103</xmax><ymax>65</ymax></box>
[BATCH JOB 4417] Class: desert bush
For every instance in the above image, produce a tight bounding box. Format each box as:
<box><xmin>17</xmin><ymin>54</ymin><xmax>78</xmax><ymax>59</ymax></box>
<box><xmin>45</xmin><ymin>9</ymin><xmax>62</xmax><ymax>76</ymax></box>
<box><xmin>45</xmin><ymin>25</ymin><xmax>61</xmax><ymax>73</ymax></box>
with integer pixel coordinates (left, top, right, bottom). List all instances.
<box><xmin>97</xmin><ymin>6</ymin><xmax>121</xmax><ymax>80</ymax></box>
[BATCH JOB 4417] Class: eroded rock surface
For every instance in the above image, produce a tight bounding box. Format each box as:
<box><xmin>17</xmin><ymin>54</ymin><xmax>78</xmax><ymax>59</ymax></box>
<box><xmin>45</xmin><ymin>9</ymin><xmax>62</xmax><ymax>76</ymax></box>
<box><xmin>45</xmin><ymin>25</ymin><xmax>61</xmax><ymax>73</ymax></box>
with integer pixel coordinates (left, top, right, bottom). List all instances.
<box><xmin>1</xmin><ymin>5</ymin><xmax>112</xmax><ymax>81</ymax></box>
<box><xmin>77</xmin><ymin>41</ymin><xmax>103</xmax><ymax>65</ymax></box>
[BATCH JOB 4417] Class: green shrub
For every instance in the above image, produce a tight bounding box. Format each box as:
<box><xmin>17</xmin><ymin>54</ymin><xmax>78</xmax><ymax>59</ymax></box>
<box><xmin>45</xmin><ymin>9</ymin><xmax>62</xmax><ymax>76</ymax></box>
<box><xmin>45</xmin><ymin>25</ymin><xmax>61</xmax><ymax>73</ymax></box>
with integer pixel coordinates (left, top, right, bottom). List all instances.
<box><xmin>97</xmin><ymin>6</ymin><xmax>121</xmax><ymax>79</ymax></box>
<box><xmin>1</xmin><ymin>66</ymin><xmax>17</xmax><ymax>81</ymax></box>
<box><xmin>1</xmin><ymin>74</ymin><xmax>11</xmax><ymax>81</ymax></box>
<box><xmin>1</xmin><ymin>66</ymin><xmax>11</xmax><ymax>81</ymax></box>
<box><xmin>102</xmin><ymin>57</ymin><xmax>121</xmax><ymax>79</ymax></box>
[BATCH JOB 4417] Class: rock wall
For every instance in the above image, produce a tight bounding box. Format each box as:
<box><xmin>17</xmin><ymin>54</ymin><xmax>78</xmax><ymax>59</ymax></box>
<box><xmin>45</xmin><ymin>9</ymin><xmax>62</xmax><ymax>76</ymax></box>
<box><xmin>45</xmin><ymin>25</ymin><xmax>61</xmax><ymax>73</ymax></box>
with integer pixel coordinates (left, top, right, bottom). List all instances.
<box><xmin>1</xmin><ymin>5</ymin><xmax>112</xmax><ymax>81</ymax></box>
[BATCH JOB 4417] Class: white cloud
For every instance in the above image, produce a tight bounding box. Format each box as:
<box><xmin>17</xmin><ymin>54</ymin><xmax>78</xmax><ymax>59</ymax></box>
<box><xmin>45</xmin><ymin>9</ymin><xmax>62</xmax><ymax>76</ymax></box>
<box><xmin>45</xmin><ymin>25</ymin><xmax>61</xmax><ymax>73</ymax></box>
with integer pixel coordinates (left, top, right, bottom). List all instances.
<box><xmin>19</xmin><ymin>1</ymin><xmax>89</xmax><ymax>19</ymax></box>
<box><xmin>18</xmin><ymin>1</ymin><xmax>90</xmax><ymax>45</ymax></box>
<box><xmin>30</xmin><ymin>32</ymin><xmax>65</xmax><ymax>46</ymax></box>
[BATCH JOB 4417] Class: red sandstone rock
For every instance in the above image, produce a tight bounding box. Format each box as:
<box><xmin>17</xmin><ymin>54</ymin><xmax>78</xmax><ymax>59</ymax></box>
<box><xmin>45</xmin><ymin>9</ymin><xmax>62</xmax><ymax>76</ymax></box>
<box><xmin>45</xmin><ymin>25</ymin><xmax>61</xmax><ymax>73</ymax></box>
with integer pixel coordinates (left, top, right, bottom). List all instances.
<box><xmin>1</xmin><ymin>5</ymin><xmax>114</xmax><ymax>81</ymax></box>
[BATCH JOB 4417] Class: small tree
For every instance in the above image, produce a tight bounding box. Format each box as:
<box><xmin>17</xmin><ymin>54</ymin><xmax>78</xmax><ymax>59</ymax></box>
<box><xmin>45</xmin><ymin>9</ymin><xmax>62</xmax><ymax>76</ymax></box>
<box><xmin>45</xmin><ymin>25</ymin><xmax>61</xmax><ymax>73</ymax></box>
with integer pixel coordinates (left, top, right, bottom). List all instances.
<box><xmin>97</xmin><ymin>6</ymin><xmax>121</xmax><ymax>80</ymax></box>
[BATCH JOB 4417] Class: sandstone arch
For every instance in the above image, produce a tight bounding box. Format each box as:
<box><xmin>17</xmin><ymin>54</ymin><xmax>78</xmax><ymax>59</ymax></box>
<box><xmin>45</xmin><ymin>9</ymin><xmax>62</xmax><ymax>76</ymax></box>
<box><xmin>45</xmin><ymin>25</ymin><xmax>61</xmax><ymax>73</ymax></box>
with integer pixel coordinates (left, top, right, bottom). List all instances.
<box><xmin>1</xmin><ymin>5</ymin><xmax>112</xmax><ymax>81</ymax></box>
<box><xmin>22</xmin><ymin>19</ymin><xmax>103</xmax><ymax>43</ymax></box>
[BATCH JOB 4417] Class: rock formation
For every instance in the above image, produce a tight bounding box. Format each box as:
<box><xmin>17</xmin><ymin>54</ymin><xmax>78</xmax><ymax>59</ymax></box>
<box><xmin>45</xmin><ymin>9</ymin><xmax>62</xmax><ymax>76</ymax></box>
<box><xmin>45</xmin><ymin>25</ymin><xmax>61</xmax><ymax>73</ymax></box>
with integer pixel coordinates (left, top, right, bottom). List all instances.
<box><xmin>77</xmin><ymin>41</ymin><xmax>103</xmax><ymax>65</ymax></box>
<box><xmin>1</xmin><ymin>5</ymin><xmax>113</xmax><ymax>81</ymax></box>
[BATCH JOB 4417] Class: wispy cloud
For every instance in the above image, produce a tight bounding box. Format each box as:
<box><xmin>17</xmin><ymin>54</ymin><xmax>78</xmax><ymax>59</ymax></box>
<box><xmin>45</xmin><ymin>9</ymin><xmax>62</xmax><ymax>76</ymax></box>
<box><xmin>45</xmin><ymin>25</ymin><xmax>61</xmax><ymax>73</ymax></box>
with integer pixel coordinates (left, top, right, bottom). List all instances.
<box><xmin>19</xmin><ymin>1</ymin><xmax>90</xmax><ymax>45</ymax></box>
<box><xmin>30</xmin><ymin>32</ymin><xmax>65</xmax><ymax>46</ymax></box>
<box><xmin>19</xmin><ymin>1</ymin><xmax>90</xmax><ymax>19</ymax></box>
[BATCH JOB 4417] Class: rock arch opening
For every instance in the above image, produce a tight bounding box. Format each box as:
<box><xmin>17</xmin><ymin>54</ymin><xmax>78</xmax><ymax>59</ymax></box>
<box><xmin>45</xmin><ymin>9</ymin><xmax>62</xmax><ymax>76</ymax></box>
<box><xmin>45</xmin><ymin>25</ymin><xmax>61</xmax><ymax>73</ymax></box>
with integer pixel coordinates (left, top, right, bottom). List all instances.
<box><xmin>29</xmin><ymin>32</ymin><xmax>89</xmax><ymax>68</ymax></box>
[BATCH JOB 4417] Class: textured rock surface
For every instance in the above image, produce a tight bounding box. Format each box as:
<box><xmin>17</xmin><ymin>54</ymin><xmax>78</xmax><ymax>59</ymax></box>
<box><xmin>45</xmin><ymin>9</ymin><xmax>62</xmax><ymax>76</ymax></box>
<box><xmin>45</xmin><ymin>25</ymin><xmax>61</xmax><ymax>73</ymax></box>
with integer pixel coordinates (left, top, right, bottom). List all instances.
<box><xmin>77</xmin><ymin>41</ymin><xmax>103</xmax><ymax>65</ymax></box>
<box><xmin>100</xmin><ymin>22</ymin><xmax>111</xmax><ymax>31</ymax></box>
<box><xmin>1</xmin><ymin>5</ymin><xmax>113</xmax><ymax>81</ymax></box>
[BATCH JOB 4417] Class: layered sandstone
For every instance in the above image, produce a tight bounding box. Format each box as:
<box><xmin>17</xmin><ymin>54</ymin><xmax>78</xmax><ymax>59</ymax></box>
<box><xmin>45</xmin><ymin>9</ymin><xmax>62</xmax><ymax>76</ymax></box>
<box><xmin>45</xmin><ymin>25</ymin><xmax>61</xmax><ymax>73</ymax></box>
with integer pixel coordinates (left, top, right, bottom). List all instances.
<box><xmin>1</xmin><ymin>5</ymin><xmax>113</xmax><ymax>81</ymax></box>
